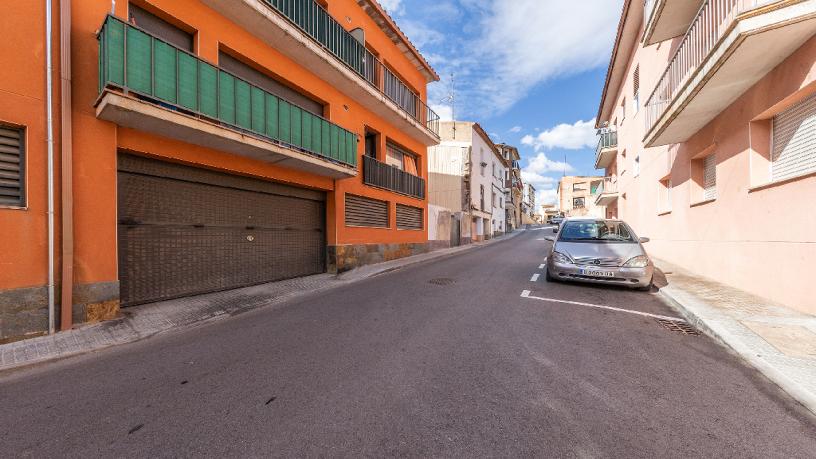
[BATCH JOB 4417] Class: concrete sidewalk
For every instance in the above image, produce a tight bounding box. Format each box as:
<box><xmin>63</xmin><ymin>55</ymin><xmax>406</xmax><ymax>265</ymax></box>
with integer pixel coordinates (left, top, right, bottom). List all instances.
<box><xmin>0</xmin><ymin>229</ymin><xmax>526</xmax><ymax>372</ymax></box>
<box><xmin>656</xmin><ymin>258</ymin><xmax>816</xmax><ymax>416</ymax></box>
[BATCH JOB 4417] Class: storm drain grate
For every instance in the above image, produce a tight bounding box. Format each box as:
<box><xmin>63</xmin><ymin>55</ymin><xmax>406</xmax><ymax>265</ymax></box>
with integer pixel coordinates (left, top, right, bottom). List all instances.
<box><xmin>428</xmin><ymin>278</ymin><xmax>456</xmax><ymax>286</ymax></box>
<box><xmin>656</xmin><ymin>319</ymin><xmax>700</xmax><ymax>335</ymax></box>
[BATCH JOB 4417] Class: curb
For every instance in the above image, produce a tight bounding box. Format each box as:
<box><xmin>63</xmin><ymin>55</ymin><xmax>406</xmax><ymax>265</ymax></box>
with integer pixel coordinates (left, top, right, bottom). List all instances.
<box><xmin>658</xmin><ymin>285</ymin><xmax>816</xmax><ymax>417</ymax></box>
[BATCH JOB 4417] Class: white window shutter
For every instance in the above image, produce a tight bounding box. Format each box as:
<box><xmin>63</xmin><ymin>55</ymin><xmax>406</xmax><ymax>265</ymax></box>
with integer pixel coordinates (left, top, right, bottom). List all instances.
<box><xmin>773</xmin><ymin>93</ymin><xmax>816</xmax><ymax>181</ymax></box>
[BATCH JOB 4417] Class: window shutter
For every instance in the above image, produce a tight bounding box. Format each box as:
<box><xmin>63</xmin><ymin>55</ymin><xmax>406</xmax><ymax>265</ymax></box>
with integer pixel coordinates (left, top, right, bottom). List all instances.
<box><xmin>703</xmin><ymin>154</ymin><xmax>717</xmax><ymax>200</ymax></box>
<box><xmin>396</xmin><ymin>204</ymin><xmax>423</xmax><ymax>230</ymax></box>
<box><xmin>345</xmin><ymin>194</ymin><xmax>388</xmax><ymax>228</ymax></box>
<box><xmin>0</xmin><ymin>126</ymin><xmax>24</xmax><ymax>207</ymax></box>
<box><xmin>633</xmin><ymin>66</ymin><xmax>640</xmax><ymax>95</ymax></box>
<box><xmin>773</xmin><ymin>93</ymin><xmax>816</xmax><ymax>181</ymax></box>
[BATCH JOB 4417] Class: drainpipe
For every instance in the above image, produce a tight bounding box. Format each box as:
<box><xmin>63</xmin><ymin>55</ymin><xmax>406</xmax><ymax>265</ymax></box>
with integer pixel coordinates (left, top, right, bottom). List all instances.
<box><xmin>45</xmin><ymin>0</ymin><xmax>56</xmax><ymax>334</ymax></box>
<box><xmin>60</xmin><ymin>0</ymin><xmax>74</xmax><ymax>331</ymax></box>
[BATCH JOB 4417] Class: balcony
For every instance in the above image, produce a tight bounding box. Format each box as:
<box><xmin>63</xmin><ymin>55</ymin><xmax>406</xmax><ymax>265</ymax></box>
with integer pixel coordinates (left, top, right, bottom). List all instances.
<box><xmin>200</xmin><ymin>0</ymin><xmax>440</xmax><ymax>145</ymax></box>
<box><xmin>362</xmin><ymin>155</ymin><xmax>425</xmax><ymax>199</ymax></box>
<box><xmin>595</xmin><ymin>130</ymin><xmax>618</xmax><ymax>169</ymax></box>
<box><xmin>643</xmin><ymin>0</ymin><xmax>707</xmax><ymax>46</ymax></box>
<box><xmin>594</xmin><ymin>177</ymin><xmax>619</xmax><ymax>206</ymax></box>
<box><xmin>644</xmin><ymin>0</ymin><xmax>816</xmax><ymax>147</ymax></box>
<box><xmin>96</xmin><ymin>16</ymin><xmax>357</xmax><ymax>178</ymax></box>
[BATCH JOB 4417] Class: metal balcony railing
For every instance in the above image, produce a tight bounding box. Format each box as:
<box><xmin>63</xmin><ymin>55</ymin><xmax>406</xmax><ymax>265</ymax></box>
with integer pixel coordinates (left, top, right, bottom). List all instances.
<box><xmin>596</xmin><ymin>130</ymin><xmax>617</xmax><ymax>153</ymax></box>
<box><xmin>261</xmin><ymin>0</ymin><xmax>440</xmax><ymax>137</ymax></box>
<box><xmin>645</xmin><ymin>0</ymin><xmax>779</xmax><ymax>135</ymax></box>
<box><xmin>97</xmin><ymin>15</ymin><xmax>358</xmax><ymax>168</ymax></box>
<box><xmin>644</xmin><ymin>0</ymin><xmax>658</xmax><ymax>26</ymax></box>
<box><xmin>362</xmin><ymin>155</ymin><xmax>425</xmax><ymax>199</ymax></box>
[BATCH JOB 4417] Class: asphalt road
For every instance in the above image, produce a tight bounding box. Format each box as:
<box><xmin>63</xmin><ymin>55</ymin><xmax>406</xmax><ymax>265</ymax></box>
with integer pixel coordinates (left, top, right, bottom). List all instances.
<box><xmin>2</xmin><ymin>228</ymin><xmax>815</xmax><ymax>457</ymax></box>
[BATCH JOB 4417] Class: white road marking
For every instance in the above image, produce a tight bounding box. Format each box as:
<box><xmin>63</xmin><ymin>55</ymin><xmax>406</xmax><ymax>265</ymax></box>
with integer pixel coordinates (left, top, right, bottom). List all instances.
<box><xmin>538</xmin><ymin>264</ymin><xmax>545</xmax><ymax>269</ymax></box>
<box><xmin>530</xmin><ymin>273</ymin><xmax>540</xmax><ymax>282</ymax></box>
<box><xmin>519</xmin><ymin>291</ymin><xmax>683</xmax><ymax>321</ymax></box>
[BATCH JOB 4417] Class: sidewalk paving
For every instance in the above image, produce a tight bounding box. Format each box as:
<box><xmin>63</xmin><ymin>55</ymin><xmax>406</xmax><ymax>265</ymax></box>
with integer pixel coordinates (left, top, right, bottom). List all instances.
<box><xmin>0</xmin><ymin>229</ymin><xmax>526</xmax><ymax>372</ymax></box>
<box><xmin>655</xmin><ymin>258</ymin><xmax>816</xmax><ymax>416</ymax></box>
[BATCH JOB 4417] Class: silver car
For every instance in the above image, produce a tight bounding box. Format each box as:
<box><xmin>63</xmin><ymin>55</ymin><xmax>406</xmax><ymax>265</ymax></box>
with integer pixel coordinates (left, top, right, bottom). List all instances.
<box><xmin>545</xmin><ymin>217</ymin><xmax>654</xmax><ymax>290</ymax></box>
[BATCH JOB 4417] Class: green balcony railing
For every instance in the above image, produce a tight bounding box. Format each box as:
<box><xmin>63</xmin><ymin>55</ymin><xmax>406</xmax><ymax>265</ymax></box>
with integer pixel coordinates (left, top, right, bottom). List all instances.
<box><xmin>97</xmin><ymin>15</ymin><xmax>357</xmax><ymax>168</ymax></box>
<box><xmin>261</xmin><ymin>0</ymin><xmax>440</xmax><ymax>137</ymax></box>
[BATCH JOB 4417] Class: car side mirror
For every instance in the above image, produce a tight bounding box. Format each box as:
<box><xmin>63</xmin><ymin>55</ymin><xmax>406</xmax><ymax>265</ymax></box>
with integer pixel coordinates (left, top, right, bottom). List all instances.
<box><xmin>639</xmin><ymin>237</ymin><xmax>650</xmax><ymax>243</ymax></box>
<box><xmin>552</xmin><ymin>227</ymin><xmax>558</xmax><ymax>233</ymax></box>
<box><xmin>544</xmin><ymin>236</ymin><xmax>555</xmax><ymax>242</ymax></box>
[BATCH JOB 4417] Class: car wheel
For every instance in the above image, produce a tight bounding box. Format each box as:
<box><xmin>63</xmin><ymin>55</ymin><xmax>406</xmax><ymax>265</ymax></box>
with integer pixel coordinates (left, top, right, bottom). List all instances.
<box><xmin>545</xmin><ymin>268</ymin><xmax>556</xmax><ymax>282</ymax></box>
<box><xmin>636</xmin><ymin>279</ymin><xmax>653</xmax><ymax>292</ymax></box>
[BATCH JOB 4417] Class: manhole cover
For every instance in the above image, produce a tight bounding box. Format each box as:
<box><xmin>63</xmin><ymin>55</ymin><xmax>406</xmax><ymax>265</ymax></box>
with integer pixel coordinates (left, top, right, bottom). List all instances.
<box><xmin>656</xmin><ymin>319</ymin><xmax>700</xmax><ymax>335</ymax></box>
<box><xmin>428</xmin><ymin>278</ymin><xmax>456</xmax><ymax>286</ymax></box>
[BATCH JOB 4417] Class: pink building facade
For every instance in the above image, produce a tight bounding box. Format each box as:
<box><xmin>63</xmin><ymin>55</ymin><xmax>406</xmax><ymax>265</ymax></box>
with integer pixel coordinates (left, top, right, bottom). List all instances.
<box><xmin>596</xmin><ymin>0</ymin><xmax>816</xmax><ymax>315</ymax></box>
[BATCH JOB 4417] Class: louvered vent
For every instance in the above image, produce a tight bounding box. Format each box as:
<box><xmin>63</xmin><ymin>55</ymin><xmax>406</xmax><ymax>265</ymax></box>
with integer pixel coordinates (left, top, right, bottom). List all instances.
<box><xmin>773</xmin><ymin>93</ymin><xmax>816</xmax><ymax>181</ymax></box>
<box><xmin>0</xmin><ymin>126</ymin><xmax>24</xmax><ymax>207</ymax></box>
<box><xmin>396</xmin><ymin>204</ymin><xmax>423</xmax><ymax>230</ymax></box>
<box><xmin>703</xmin><ymin>154</ymin><xmax>717</xmax><ymax>200</ymax></box>
<box><xmin>345</xmin><ymin>194</ymin><xmax>388</xmax><ymax>228</ymax></box>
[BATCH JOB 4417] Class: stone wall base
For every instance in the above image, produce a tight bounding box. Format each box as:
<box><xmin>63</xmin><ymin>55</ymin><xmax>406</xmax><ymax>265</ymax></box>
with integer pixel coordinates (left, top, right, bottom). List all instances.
<box><xmin>328</xmin><ymin>242</ymin><xmax>431</xmax><ymax>273</ymax></box>
<box><xmin>0</xmin><ymin>281</ymin><xmax>120</xmax><ymax>343</ymax></box>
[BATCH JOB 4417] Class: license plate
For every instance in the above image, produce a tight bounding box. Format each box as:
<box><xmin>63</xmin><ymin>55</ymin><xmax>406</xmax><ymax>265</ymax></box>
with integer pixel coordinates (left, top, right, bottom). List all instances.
<box><xmin>580</xmin><ymin>269</ymin><xmax>615</xmax><ymax>277</ymax></box>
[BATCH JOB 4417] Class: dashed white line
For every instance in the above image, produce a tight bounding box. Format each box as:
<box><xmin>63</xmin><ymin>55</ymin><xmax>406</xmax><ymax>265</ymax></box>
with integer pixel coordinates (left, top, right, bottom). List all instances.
<box><xmin>530</xmin><ymin>273</ymin><xmax>540</xmax><ymax>282</ymax></box>
<box><xmin>519</xmin><ymin>290</ymin><xmax>683</xmax><ymax>321</ymax></box>
<box><xmin>538</xmin><ymin>264</ymin><xmax>545</xmax><ymax>269</ymax></box>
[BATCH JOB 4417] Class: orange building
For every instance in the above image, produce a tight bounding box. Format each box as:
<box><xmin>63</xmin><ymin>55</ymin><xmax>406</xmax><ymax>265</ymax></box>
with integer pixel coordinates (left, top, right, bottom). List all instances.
<box><xmin>0</xmin><ymin>0</ymin><xmax>440</xmax><ymax>342</ymax></box>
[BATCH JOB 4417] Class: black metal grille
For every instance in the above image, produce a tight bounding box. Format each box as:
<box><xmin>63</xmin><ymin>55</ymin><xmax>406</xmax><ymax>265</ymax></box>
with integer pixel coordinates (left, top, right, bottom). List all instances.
<box><xmin>363</xmin><ymin>155</ymin><xmax>425</xmax><ymax>199</ymax></box>
<box><xmin>0</xmin><ymin>125</ymin><xmax>25</xmax><ymax>208</ymax></box>
<box><xmin>344</xmin><ymin>194</ymin><xmax>388</xmax><ymax>228</ymax></box>
<box><xmin>396</xmin><ymin>204</ymin><xmax>423</xmax><ymax>230</ymax></box>
<box><xmin>656</xmin><ymin>319</ymin><xmax>700</xmax><ymax>335</ymax></box>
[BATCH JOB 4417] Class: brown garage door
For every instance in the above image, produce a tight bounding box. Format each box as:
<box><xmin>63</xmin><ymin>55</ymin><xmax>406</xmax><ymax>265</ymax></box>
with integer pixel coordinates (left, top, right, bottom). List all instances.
<box><xmin>117</xmin><ymin>153</ymin><xmax>326</xmax><ymax>306</ymax></box>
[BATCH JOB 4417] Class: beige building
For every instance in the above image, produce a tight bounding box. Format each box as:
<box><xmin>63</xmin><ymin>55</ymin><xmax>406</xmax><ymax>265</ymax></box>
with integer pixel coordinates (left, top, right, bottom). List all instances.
<box><xmin>596</xmin><ymin>0</ymin><xmax>816</xmax><ymax>314</ymax></box>
<box><xmin>556</xmin><ymin>176</ymin><xmax>605</xmax><ymax>217</ymax></box>
<box><xmin>428</xmin><ymin>121</ymin><xmax>501</xmax><ymax>246</ymax></box>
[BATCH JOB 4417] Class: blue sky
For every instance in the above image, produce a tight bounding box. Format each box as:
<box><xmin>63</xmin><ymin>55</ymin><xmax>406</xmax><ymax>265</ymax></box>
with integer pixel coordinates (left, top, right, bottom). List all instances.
<box><xmin>380</xmin><ymin>0</ymin><xmax>623</xmax><ymax>205</ymax></box>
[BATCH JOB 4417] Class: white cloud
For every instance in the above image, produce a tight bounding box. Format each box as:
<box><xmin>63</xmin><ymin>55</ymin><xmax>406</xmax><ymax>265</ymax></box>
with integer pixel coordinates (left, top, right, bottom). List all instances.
<box><xmin>431</xmin><ymin>103</ymin><xmax>453</xmax><ymax>121</ymax></box>
<box><xmin>537</xmin><ymin>188</ymin><xmax>558</xmax><ymax>207</ymax></box>
<box><xmin>522</xmin><ymin>119</ymin><xmax>597</xmax><ymax>151</ymax></box>
<box><xmin>509</xmin><ymin>126</ymin><xmax>522</xmax><ymax>133</ymax></box>
<box><xmin>524</xmin><ymin>152</ymin><xmax>574</xmax><ymax>175</ymax></box>
<box><xmin>520</xmin><ymin>171</ymin><xmax>555</xmax><ymax>189</ymax></box>
<box><xmin>426</xmin><ymin>0</ymin><xmax>621</xmax><ymax>117</ymax></box>
<box><xmin>378</xmin><ymin>0</ymin><xmax>403</xmax><ymax>14</ymax></box>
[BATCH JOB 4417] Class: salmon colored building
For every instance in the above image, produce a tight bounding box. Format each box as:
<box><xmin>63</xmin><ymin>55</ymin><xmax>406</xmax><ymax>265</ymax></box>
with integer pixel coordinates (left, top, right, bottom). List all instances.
<box><xmin>0</xmin><ymin>0</ymin><xmax>440</xmax><ymax>342</ymax></box>
<box><xmin>596</xmin><ymin>0</ymin><xmax>816</xmax><ymax>315</ymax></box>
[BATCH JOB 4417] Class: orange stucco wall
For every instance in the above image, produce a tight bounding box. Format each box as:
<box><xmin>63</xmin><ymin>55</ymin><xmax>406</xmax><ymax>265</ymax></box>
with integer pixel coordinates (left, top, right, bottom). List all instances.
<box><xmin>3</xmin><ymin>0</ymin><xmax>433</xmax><ymax>296</ymax></box>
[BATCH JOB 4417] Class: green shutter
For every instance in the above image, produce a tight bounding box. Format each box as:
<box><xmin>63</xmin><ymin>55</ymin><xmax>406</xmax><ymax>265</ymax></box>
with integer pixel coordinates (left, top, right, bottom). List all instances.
<box><xmin>290</xmin><ymin>105</ymin><xmax>302</xmax><ymax>148</ymax></box>
<box><xmin>178</xmin><ymin>53</ymin><xmax>198</xmax><ymax>110</ymax></box>
<box><xmin>251</xmin><ymin>87</ymin><xmax>265</xmax><ymax>134</ymax></box>
<box><xmin>265</xmin><ymin>94</ymin><xmax>279</xmax><ymax>139</ymax></box>
<box><xmin>218</xmin><ymin>71</ymin><xmax>235</xmax><ymax>124</ymax></box>
<box><xmin>104</xmin><ymin>19</ymin><xmax>125</xmax><ymax>87</ymax></box>
<box><xmin>346</xmin><ymin>131</ymin><xmax>356</xmax><ymax>166</ymax></box>
<box><xmin>279</xmin><ymin>100</ymin><xmax>291</xmax><ymax>144</ymax></box>
<box><xmin>153</xmin><ymin>41</ymin><xmax>177</xmax><ymax>103</ymax></box>
<box><xmin>301</xmin><ymin>113</ymin><xmax>313</xmax><ymax>152</ymax></box>
<box><xmin>235</xmin><ymin>79</ymin><xmax>251</xmax><ymax>130</ymax></box>
<box><xmin>198</xmin><ymin>62</ymin><xmax>218</xmax><ymax>118</ymax></box>
<box><xmin>321</xmin><ymin>120</ymin><xmax>330</xmax><ymax>159</ymax></box>
<box><xmin>330</xmin><ymin>124</ymin><xmax>340</xmax><ymax>161</ymax></box>
<box><xmin>312</xmin><ymin>115</ymin><xmax>322</xmax><ymax>156</ymax></box>
<box><xmin>126</xmin><ymin>27</ymin><xmax>152</xmax><ymax>94</ymax></box>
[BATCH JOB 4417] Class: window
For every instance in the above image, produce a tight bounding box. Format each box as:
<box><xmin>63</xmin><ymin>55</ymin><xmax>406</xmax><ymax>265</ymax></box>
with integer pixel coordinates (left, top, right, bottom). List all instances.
<box><xmin>573</xmin><ymin>197</ymin><xmax>585</xmax><ymax>209</ymax></box>
<box><xmin>385</xmin><ymin>142</ymin><xmax>419</xmax><ymax>175</ymax></box>
<box><xmin>0</xmin><ymin>125</ymin><xmax>25</xmax><ymax>208</ymax></box>
<box><xmin>632</xmin><ymin>66</ymin><xmax>640</xmax><ymax>114</ymax></box>
<box><xmin>128</xmin><ymin>4</ymin><xmax>193</xmax><ymax>51</ymax></box>
<box><xmin>364</xmin><ymin>129</ymin><xmax>378</xmax><ymax>158</ymax></box>
<box><xmin>772</xmin><ymin>92</ymin><xmax>816</xmax><ymax>181</ymax></box>
<box><xmin>396</xmin><ymin>204</ymin><xmax>423</xmax><ymax>230</ymax></box>
<box><xmin>703</xmin><ymin>154</ymin><xmax>717</xmax><ymax>200</ymax></box>
<box><xmin>572</xmin><ymin>182</ymin><xmax>586</xmax><ymax>192</ymax></box>
<box><xmin>621</xmin><ymin>97</ymin><xmax>626</xmax><ymax>121</ymax></box>
<box><xmin>345</xmin><ymin>194</ymin><xmax>388</xmax><ymax>228</ymax></box>
<box><xmin>659</xmin><ymin>178</ymin><xmax>672</xmax><ymax>213</ymax></box>
<box><xmin>480</xmin><ymin>148</ymin><xmax>486</xmax><ymax>176</ymax></box>
<box><xmin>634</xmin><ymin>155</ymin><xmax>640</xmax><ymax>177</ymax></box>
<box><xmin>480</xmin><ymin>185</ymin><xmax>485</xmax><ymax>211</ymax></box>
<box><xmin>590</xmin><ymin>180</ymin><xmax>601</xmax><ymax>194</ymax></box>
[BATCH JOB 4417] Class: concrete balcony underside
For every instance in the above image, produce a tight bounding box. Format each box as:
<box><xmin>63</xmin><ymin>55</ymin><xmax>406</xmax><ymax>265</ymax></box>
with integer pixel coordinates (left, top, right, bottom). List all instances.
<box><xmin>645</xmin><ymin>2</ymin><xmax>816</xmax><ymax>147</ymax></box>
<box><xmin>595</xmin><ymin>192</ymin><xmax>619</xmax><ymax>206</ymax></box>
<box><xmin>595</xmin><ymin>146</ymin><xmax>617</xmax><ymax>170</ymax></box>
<box><xmin>96</xmin><ymin>92</ymin><xmax>357</xmax><ymax>179</ymax></box>
<box><xmin>644</xmin><ymin>0</ymin><xmax>706</xmax><ymax>46</ymax></box>
<box><xmin>200</xmin><ymin>0</ymin><xmax>438</xmax><ymax>147</ymax></box>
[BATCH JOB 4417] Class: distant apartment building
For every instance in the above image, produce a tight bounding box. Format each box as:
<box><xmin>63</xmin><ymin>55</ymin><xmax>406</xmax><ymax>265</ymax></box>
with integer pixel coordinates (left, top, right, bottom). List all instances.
<box><xmin>0</xmin><ymin>0</ymin><xmax>439</xmax><ymax>342</ymax></box>
<box><xmin>556</xmin><ymin>176</ymin><xmax>605</xmax><ymax>217</ymax></box>
<box><xmin>521</xmin><ymin>183</ymin><xmax>537</xmax><ymax>223</ymax></box>
<box><xmin>497</xmin><ymin>143</ymin><xmax>523</xmax><ymax>231</ymax></box>
<box><xmin>596</xmin><ymin>0</ymin><xmax>816</xmax><ymax>314</ymax></box>
<box><xmin>428</xmin><ymin>121</ymin><xmax>500</xmax><ymax>246</ymax></box>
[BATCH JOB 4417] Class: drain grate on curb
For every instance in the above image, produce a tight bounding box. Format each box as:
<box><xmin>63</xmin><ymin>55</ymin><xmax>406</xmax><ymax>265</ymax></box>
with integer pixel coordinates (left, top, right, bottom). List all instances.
<box><xmin>656</xmin><ymin>319</ymin><xmax>700</xmax><ymax>335</ymax></box>
<box><xmin>428</xmin><ymin>278</ymin><xmax>456</xmax><ymax>286</ymax></box>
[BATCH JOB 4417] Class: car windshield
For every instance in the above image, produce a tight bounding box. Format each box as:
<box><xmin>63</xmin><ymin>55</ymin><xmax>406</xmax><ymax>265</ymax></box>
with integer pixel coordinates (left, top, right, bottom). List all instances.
<box><xmin>558</xmin><ymin>220</ymin><xmax>636</xmax><ymax>243</ymax></box>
